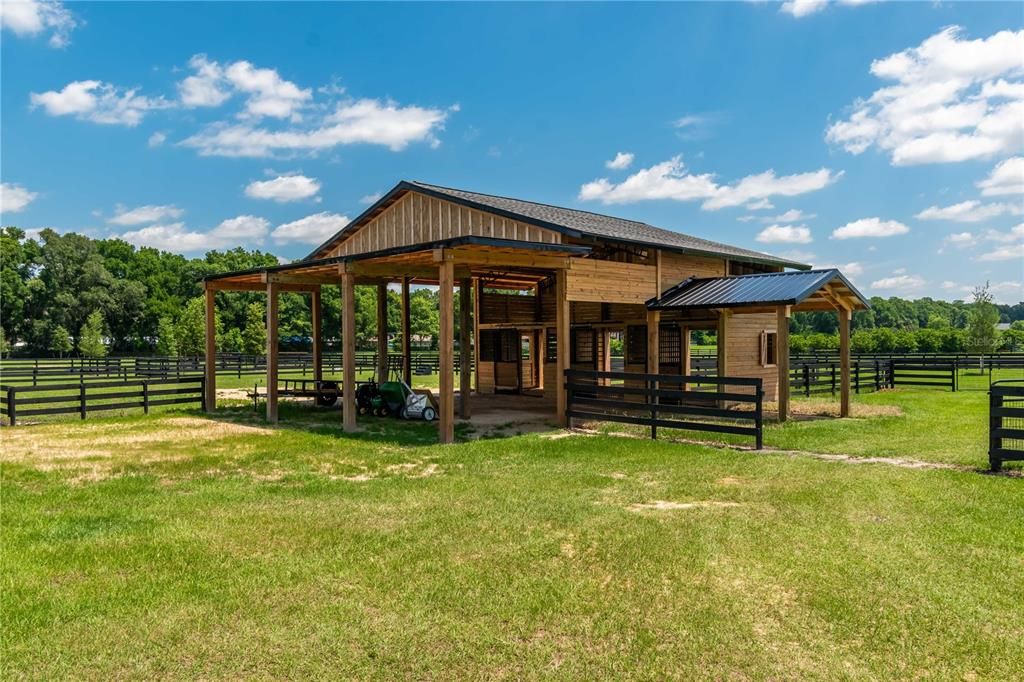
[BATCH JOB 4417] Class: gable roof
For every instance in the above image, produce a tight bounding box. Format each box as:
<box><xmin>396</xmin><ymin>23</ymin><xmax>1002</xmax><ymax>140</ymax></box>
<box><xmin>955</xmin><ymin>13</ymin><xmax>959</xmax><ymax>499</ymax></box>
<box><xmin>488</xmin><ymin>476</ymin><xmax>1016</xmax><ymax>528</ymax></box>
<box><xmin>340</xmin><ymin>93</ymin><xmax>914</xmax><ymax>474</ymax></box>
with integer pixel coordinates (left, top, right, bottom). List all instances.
<box><xmin>646</xmin><ymin>269</ymin><xmax>870</xmax><ymax>311</ymax></box>
<box><xmin>305</xmin><ymin>180</ymin><xmax>811</xmax><ymax>270</ymax></box>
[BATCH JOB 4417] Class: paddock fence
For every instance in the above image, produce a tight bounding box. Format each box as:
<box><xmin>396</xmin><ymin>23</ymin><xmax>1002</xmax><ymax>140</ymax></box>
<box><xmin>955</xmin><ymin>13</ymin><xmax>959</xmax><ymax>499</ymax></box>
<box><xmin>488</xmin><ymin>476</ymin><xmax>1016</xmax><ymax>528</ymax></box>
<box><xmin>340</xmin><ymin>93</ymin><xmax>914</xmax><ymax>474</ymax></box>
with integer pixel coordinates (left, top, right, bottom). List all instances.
<box><xmin>564</xmin><ymin>368</ymin><xmax>764</xmax><ymax>449</ymax></box>
<box><xmin>989</xmin><ymin>380</ymin><xmax>1024</xmax><ymax>472</ymax></box>
<box><xmin>0</xmin><ymin>376</ymin><xmax>205</xmax><ymax>426</ymax></box>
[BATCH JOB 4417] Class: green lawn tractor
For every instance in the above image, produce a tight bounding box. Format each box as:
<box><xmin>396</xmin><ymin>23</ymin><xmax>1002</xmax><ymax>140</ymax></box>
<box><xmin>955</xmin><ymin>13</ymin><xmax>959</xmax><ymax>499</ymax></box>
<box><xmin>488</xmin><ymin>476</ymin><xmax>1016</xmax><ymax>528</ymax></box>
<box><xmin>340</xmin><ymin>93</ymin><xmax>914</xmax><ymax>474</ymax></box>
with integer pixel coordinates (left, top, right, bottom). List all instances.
<box><xmin>377</xmin><ymin>373</ymin><xmax>438</xmax><ymax>421</ymax></box>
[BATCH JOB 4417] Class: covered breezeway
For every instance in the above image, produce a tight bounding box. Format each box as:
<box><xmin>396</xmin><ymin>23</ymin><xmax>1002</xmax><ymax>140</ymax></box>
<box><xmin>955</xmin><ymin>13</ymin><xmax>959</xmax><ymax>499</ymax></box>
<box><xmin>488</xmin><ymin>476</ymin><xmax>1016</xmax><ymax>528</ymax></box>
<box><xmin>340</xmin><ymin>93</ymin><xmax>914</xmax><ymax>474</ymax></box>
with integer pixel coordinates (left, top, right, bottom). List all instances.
<box><xmin>202</xmin><ymin>236</ymin><xmax>590</xmax><ymax>443</ymax></box>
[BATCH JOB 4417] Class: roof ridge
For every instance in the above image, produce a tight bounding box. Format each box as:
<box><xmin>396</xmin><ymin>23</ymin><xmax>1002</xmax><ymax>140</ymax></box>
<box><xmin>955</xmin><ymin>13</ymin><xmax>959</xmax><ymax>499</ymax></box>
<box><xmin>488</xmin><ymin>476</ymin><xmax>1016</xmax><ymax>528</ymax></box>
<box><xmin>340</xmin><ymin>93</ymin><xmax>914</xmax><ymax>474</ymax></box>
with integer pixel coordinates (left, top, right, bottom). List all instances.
<box><xmin>410</xmin><ymin>180</ymin><xmax>650</xmax><ymax>227</ymax></box>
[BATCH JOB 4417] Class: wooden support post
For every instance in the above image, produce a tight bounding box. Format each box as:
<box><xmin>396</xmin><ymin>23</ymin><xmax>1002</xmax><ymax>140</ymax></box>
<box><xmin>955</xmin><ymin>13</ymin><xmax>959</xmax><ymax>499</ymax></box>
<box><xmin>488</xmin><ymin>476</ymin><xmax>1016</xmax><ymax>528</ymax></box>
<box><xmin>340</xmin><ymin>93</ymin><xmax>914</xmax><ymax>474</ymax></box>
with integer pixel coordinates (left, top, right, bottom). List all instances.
<box><xmin>681</xmin><ymin>325</ymin><xmax>691</xmax><ymax>391</ymax></box>
<box><xmin>438</xmin><ymin>261</ymin><xmax>455</xmax><ymax>443</ymax></box>
<box><xmin>537</xmin><ymin>327</ymin><xmax>546</xmax><ymax>390</ymax></box>
<box><xmin>555</xmin><ymin>269</ymin><xmax>570</xmax><ymax>427</ymax></box>
<box><xmin>204</xmin><ymin>286</ymin><xmax>217</xmax><ymax>413</ymax></box>
<box><xmin>401</xmin><ymin>277</ymin><xmax>412</xmax><ymax>386</ymax></box>
<box><xmin>266</xmin><ymin>281</ymin><xmax>280</xmax><ymax>423</ymax></box>
<box><xmin>311</xmin><ymin>287</ymin><xmax>323</xmax><ymax>383</ymax></box>
<box><xmin>647</xmin><ymin>310</ymin><xmax>661</xmax><ymax>439</ymax></box>
<box><xmin>839</xmin><ymin>307</ymin><xmax>851</xmax><ymax>418</ymax></box>
<box><xmin>472</xmin><ymin>278</ymin><xmax>481</xmax><ymax>394</ymax></box>
<box><xmin>459</xmin><ymin>278</ymin><xmax>472</xmax><ymax>419</ymax></box>
<box><xmin>341</xmin><ymin>272</ymin><xmax>357</xmax><ymax>432</ymax></box>
<box><xmin>716</xmin><ymin>310</ymin><xmax>730</xmax><ymax>378</ymax></box>
<box><xmin>777</xmin><ymin>305</ymin><xmax>791</xmax><ymax>423</ymax></box>
<box><xmin>376</xmin><ymin>283</ymin><xmax>388</xmax><ymax>382</ymax></box>
<box><xmin>601</xmin><ymin>328</ymin><xmax>612</xmax><ymax>386</ymax></box>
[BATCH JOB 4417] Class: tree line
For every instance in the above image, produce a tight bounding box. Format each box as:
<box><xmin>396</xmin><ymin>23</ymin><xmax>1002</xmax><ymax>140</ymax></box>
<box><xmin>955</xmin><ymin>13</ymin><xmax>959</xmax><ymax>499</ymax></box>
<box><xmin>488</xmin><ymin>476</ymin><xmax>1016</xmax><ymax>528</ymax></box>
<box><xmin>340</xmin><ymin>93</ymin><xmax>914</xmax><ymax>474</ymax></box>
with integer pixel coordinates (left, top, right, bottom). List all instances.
<box><xmin>1</xmin><ymin>226</ymin><xmax>1020</xmax><ymax>357</ymax></box>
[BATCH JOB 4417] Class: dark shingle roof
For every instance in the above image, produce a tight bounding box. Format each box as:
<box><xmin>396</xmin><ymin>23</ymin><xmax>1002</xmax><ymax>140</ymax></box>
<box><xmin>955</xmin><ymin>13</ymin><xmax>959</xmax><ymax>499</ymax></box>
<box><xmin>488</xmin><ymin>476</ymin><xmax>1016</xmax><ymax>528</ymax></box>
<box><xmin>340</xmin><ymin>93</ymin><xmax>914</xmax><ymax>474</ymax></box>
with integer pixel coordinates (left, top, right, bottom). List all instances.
<box><xmin>408</xmin><ymin>182</ymin><xmax>809</xmax><ymax>270</ymax></box>
<box><xmin>646</xmin><ymin>269</ymin><xmax>869</xmax><ymax>310</ymax></box>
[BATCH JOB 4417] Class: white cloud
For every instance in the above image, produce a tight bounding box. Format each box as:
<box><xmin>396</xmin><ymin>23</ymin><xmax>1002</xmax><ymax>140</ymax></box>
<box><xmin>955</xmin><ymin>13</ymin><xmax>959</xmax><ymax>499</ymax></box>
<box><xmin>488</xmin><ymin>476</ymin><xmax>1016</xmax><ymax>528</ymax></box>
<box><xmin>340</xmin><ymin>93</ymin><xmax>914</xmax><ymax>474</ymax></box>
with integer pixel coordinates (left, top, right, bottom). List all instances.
<box><xmin>108</xmin><ymin>204</ymin><xmax>184</xmax><ymax>226</ymax></box>
<box><xmin>578</xmin><ymin>155</ymin><xmax>841</xmax><ymax>210</ymax></box>
<box><xmin>989</xmin><ymin>280</ymin><xmax>1024</xmax><ymax>303</ymax></box>
<box><xmin>977</xmin><ymin>156</ymin><xmax>1024</xmax><ymax>196</ymax></box>
<box><xmin>755</xmin><ymin>224</ymin><xmax>813</xmax><ymax>244</ymax></box>
<box><xmin>870</xmin><ymin>273</ymin><xmax>926</xmax><ymax>292</ymax></box>
<box><xmin>762</xmin><ymin>209</ymin><xmax>815</xmax><ymax>223</ymax></box>
<box><xmin>745</xmin><ymin>198</ymin><xmax>774</xmax><ymax>210</ymax></box>
<box><xmin>119</xmin><ymin>215</ymin><xmax>269</xmax><ymax>253</ymax></box>
<box><xmin>831</xmin><ymin>217</ymin><xmax>910</xmax><ymax>239</ymax></box>
<box><xmin>182</xmin><ymin>98</ymin><xmax>450</xmax><ymax>158</ymax></box>
<box><xmin>815</xmin><ymin>261</ymin><xmax>865</xmax><ymax>277</ymax></box>
<box><xmin>984</xmin><ymin>223</ymin><xmax>1024</xmax><ymax>243</ymax></box>
<box><xmin>941</xmin><ymin>231</ymin><xmax>977</xmax><ymax>249</ymax></box>
<box><xmin>781</xmin><ymin>0</ymin><xmax>876</xmax><ymax>19</ymax></box>
<box><xmin>147</xmin><ymin>131</ymin><xmax>167</xmax><ymax>148</ymax></box>
<box><xmin>359</xmin><ymin>192</ymin><xmax>383</xmax><ymax>205</ymax></box>
<box><xmin>915</xmin><ymin>200</ymin><xmax>1022</xmax><ymax>223</ymax></box>
<box><xmin>605</xmin><ymin>152</ymin><xmax>634</xmax><ymax>170</ymax></box>
<box><xmin>272</xmin><ymin>212</ymin><xmax>350</xmax><ymax>245</ymax></box>
<box><xmin>0</xmin><ymin>0</ymin><xmax>77</xmax><ymax>47</ymax></box>
<box><xmin>30</xmin><ymin>80</ymin><xmax>171</xmax><ymax>126</ymax></box>
<box><xmin>0</xmin><ymin>183</ymin><xmax>39</xmax><ymax>214</ymax></box>
<box><xmin>244</xmin><ymin>174</ymin><xmax>321</xmax><ymax>202</ymax></box>
<box><xmin>977</xmin><ymin>243</ymin><xmax>1024</xmax><ymax>261</ymax></box>
<box><xmin>178</xmin><ymin>54</ymin><xmax>232</xmax><ymax>108</ymax></box>
<box><xmin>177</xmin><ymin>55</ymin><xmax>311</xmax><ymax>119</ymax></box>
<box><xmin>826</xmin><ymin>27</ymin><xmax>1024</xmax><ymax>165</ymax></box>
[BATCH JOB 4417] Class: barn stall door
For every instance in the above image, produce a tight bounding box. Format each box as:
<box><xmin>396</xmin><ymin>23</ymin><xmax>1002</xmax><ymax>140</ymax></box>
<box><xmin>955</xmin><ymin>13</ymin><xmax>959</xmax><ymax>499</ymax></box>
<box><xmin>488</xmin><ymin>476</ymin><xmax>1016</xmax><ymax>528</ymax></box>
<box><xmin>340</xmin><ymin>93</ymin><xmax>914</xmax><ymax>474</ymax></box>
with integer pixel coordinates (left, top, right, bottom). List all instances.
<box><xmin>480</xmin><ymin>329</ymin><xmax>522</xmax><ymax>393</ymax></box>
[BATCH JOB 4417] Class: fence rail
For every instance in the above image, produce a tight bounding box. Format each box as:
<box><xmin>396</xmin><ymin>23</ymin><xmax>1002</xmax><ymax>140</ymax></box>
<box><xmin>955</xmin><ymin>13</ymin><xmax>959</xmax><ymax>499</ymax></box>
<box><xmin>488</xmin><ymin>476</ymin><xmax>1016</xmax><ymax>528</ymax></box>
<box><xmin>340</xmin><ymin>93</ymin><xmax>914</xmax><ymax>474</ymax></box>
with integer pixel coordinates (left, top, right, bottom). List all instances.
<box><xmin>565</xmin><ymin>369</ymin><xmax>763</xmax><ymax>448</ymax></box>
<box><xmin>0</xmin><ymin>376</ymin><xmax>205</xmax><ymax>425</ymax></box>
<box><xmin>989</xmin><ymin>380</ymin><xmax>1024</xmax><ymax>471</ymax></box>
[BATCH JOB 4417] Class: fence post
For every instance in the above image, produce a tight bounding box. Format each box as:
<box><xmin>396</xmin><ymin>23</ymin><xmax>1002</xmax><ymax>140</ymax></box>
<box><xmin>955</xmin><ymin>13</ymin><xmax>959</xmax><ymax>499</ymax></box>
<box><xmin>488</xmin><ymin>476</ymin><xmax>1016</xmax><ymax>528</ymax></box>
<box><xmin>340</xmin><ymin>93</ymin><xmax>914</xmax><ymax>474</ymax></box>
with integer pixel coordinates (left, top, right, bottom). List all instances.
<box><xmin>854</xmin><ymin>361</ymin><xmax>860</xmax><ymax>394</ymax></box>
<box><xmin>989</xmin><ymin>389</ymin><xmax>1001</xmax><ymax>471</ymax></box>
<box><xmin>649</xmin><ymin>376</ymin><xmax>657</xmax><ymax>441</ymax></box>
<box><xmin>7</xmin><ymin>387</ymin><xmax>16</xmax><ymax>426</ymax></box>
<box><xmin>200</xmin><ymin>375</ymin><xmax>207</xmax><ymax>412</ymax></box>
<box><xmin>143</xmin><ymin>380</ymin><xmax>150</xmax><ymax>414</ymax></box>
<box><xmin>79</xmin><ymin>381</ymin><xmax>87</xmax><ymax>420</ymax></box>
<box><xmin>831</xmin><ymin>363</ymin><xmax>837</xmax><ymax>396</ymax></box>
<box><xmin>754</xmin><ymin>381</ymin><xmax>763</xmax><ymax>450</ymax></box>
<box><xmin>803</xmin><ymin>365</ymin><xmax>810</xmax><ymax>397</ymax></box>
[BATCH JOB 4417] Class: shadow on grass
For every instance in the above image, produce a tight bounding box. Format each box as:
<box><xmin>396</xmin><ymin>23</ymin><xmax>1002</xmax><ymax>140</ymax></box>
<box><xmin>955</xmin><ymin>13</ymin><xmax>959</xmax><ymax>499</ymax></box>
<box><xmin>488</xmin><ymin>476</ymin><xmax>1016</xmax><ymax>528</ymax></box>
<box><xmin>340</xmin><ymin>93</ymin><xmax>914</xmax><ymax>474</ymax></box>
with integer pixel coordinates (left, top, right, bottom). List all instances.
<box><xmin>201</xmin><ymin>399</ymin><xmax>476</xmax><ymax>448</ymax></box>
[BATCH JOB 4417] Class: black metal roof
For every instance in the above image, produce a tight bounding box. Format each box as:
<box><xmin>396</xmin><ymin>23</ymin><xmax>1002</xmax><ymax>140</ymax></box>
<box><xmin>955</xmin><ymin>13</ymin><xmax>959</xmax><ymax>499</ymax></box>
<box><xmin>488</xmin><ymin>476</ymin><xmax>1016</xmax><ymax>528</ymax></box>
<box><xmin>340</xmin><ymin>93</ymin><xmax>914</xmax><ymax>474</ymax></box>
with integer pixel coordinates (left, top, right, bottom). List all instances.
<box><xmin>305</xmin><ymin>180</ymin><xmax>810</xmax><ymax>270</ymax></box>
<box><xmin>646</xmin><ymin>269</ymin><xmax>870</xmax><ymax>311</ymax></box>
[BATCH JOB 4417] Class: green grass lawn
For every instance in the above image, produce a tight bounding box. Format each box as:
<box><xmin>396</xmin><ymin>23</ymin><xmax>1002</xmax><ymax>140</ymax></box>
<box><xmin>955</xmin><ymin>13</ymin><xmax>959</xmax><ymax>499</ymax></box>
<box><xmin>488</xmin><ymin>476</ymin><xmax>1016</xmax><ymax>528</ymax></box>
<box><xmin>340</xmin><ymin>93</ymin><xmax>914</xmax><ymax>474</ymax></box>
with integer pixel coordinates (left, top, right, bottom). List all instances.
<box><xmin>3</xmin><ymin>398</ymin><xmax>1023</xmax><ymax>679</ymax></box>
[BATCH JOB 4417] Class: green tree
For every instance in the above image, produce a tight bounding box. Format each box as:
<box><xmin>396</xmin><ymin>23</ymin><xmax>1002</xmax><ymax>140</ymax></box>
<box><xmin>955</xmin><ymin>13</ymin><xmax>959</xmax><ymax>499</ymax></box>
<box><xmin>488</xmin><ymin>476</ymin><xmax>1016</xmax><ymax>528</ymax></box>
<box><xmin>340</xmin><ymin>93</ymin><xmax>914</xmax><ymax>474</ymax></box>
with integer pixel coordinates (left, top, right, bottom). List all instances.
<box><xmin>241</xmin><ymin>302</ymin><xmax>267</xmax><ymax>355</ymax></box>
<box><xmin>966</xmin><ymin>282</ymin><xmax>1000</xmax><ymax>355</ymax></box>
<box><xmin>176</xmin><ymin>297</ymin><xmax>207</xmax><ymax>356</ymax></box>
<box><xmin>155</xmin><ymin>316</ymin><xmax>178</xmax><ymax>356</ymax></box>
<box><xmin>0</xmin><ymin>327</ymin><xmax>10</xmax><ymax>358</ymax></box>
<box><xmin>50</xmin><ymin>324</ymin><xmax>73</xmax><ymax>358</ymax></box>
<box><xmin>78</xmin><ymin>311</ymin><xmax>107</xmax><ymax>358</ymax></box>
<box><xmin>221</xmin><ymin>327</ymin><xmax>244</xmax><ymax>353</ymax></box>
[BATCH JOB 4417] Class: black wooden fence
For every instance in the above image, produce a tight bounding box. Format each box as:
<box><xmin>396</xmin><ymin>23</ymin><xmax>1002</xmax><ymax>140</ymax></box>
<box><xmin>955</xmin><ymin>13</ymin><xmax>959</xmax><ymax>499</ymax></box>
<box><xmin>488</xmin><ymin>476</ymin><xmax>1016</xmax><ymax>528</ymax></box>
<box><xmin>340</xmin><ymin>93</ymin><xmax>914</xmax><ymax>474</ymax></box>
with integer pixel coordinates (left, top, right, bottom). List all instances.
<box><xmin>989</xmin><ymin>380</ymin><xmax>1024</xmax><ymax>471</ymax></box>
<box><xmin>565</xmin><ymin>369</ymin><xmax>763</xmax><ymax>448</ymax></box>
<box><xmin>133</xmin><ymin>351</ymin><xmax>472</xmax><ymax>379</ymax></box>
<box><xmin>0</xmin><ymin>376</ymin><xmax>205</xmax><ymax>426</ymax></box>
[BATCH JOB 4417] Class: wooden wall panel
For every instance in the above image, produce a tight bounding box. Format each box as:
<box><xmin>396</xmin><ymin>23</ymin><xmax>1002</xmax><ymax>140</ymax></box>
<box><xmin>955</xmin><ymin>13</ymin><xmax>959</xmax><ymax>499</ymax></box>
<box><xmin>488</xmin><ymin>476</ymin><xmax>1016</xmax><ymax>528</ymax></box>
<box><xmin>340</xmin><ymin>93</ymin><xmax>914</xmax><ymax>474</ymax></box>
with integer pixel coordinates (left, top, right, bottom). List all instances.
<box><xmin>724</xmin><ymin>312</ymin><xmax>778</xmax><ymax>402</ymax></box>
<box><xmin>658</xmin><ymin>251</ymin><xmax>727</xmax><ymax>294</ymax></box>
<box><xmin>328</xmin><ymin>191</ymin><xmax>562</xmax><ymax>257</ymax></box>
<box><xmin>565</xmin><ymin>259</ymin><xmax>657</xmax><ymax>304</ymax></box>
<box><xmin>478</xmin><ymin>362</ymin><xmax>496</xmax><ymax>394</ymax></box>
<box><xmin>480</xmin><ymin>291</ymin><xmax>538</xmax><ymax>326</ymax></box>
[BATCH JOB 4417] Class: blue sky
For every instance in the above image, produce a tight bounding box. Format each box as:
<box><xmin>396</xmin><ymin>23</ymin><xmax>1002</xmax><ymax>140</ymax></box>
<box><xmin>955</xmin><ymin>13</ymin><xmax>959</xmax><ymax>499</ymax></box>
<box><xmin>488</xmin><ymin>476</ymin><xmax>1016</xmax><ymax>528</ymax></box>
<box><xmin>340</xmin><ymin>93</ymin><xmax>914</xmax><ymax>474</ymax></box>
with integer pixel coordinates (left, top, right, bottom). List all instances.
<box><xmin>2</xmin><ymin>1</ymin><xmax>1022</xmax><ymax>301</ymax></box>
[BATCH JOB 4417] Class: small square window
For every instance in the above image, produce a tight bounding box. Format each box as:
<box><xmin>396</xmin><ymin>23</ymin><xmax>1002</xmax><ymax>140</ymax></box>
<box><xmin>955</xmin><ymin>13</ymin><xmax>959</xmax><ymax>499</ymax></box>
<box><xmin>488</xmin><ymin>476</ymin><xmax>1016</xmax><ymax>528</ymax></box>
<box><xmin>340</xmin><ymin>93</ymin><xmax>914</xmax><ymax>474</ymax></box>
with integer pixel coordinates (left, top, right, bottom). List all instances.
<box><xmin>760</xmin><ymin>331</ymin><xmax>778</xmax><ymax>367</ymax></box>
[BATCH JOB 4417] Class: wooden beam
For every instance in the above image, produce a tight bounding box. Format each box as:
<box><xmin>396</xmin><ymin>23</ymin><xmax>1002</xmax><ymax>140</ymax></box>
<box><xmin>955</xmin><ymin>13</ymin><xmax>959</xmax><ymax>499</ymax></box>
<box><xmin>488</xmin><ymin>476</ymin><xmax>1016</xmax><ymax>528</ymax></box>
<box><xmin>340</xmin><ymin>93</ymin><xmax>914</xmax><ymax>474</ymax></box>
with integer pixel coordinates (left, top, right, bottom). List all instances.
<box><xmin>265</xmin><ymin>272</ymin><xmax>340</xmax><ymax>286</ymax></box>
<box><xmin>655</xmin><ymin>250</ymin><xmax>663</xmax><ymax>298</ymax></box>
<box><xmin>311</xmin><ymin>288</ymin><xmax>322</xmax><ymax>383</ymax></box>
<box><xmin>777</xmin><ymin>305</ymin><xmax>791</xmax><ymax>423</ymax></box>
<box><xmin>681</xmin><ymin>325</ymin><xmax>691</xmax><ymax>392</ymax></box>
<box><xmin>266</xmin><ymin>281</ymin><xmax>280</xmax><ymax>423</ymax></box>
<box><xmin>341</xmin><ymin>272</ymin><xmax>357</xmax><ymax>432</ymax></box>
<box><xmin>401</xmin><ymin>277</ymin><xmax>412</xmax><ymax>386</ymax></box>
<box><xmin>206</xmin><ymin>279</ymin><xmax>317</xmax><ymax>293</ymax></box>
<box><xmin>204</xmin><ymin>287</ymin><xmax>216</xmax><ymax>413</ymax></box>
<box><xmin>376</xmin><ymin>283</ymin><xmax>388</xmax><ymax>381</ymax></box>
<box><xmin>716</xmin><ymin>309</ymin><xmax>730</xmax><ymax>378</ymax></box>
<box><xmin>446</xmin><ymin>249</ymin><xmax>571</xmax><ymax>270</ymax></box>
<box><xmin>459</xmin><ymin>278</ymin><xmax>472</xmax><ymax>419</ymax></box>
<box><xmin>601</xmin><ymin>328</ymin><xmax>612</xmax><ymax>386</ymax></box>
<box><xmin>555</xmin><ymin>269</ymin><xmax>570</xmax><ymax>427</ymax></box>
<box><xmin>647</xmin><ymin>309</ymin><xmax>660</xmax><ymax>439</ymax></box>
<box><xmin>839</xmin><ymin>306</ymin><xmax>851</xmax><ymax>418</ymax></box>
<box><xmin>438</xmin><ymin>261</ymin><xmax>455</xmax><ymax>443</ymax></box>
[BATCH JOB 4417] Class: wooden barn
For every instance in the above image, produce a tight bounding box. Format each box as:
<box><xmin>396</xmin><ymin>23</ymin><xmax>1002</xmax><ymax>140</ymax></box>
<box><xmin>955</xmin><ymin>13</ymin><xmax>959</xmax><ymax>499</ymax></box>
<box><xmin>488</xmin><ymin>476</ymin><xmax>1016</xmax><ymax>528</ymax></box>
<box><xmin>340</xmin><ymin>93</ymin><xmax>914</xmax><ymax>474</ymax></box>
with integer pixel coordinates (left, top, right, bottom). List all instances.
<box><xmin>203</xmin><ymin>180</ymin><xmax>869</xmax><ymax>442</ymax></box>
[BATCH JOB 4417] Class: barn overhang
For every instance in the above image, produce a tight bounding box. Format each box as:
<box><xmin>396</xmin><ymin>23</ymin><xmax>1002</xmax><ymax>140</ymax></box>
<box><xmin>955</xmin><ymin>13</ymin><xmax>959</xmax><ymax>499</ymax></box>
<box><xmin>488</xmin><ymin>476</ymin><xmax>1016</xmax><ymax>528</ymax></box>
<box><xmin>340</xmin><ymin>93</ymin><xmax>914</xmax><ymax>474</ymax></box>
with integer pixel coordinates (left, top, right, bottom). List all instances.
<box><xmin>646</xmin><ymin>268</ymin><xmax>870</xmax><ymax>314</ymax></box>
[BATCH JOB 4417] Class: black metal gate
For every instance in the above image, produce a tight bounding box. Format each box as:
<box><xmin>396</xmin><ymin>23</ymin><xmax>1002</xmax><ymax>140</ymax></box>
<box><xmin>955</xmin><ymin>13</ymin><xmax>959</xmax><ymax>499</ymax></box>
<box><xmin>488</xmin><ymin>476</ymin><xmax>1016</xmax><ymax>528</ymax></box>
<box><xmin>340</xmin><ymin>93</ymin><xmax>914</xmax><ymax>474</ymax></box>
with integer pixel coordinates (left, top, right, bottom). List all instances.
<box><xmin>989</xmin><ymin>380</ymin><xmax>1024</xmax><ymax>471</ymax></box>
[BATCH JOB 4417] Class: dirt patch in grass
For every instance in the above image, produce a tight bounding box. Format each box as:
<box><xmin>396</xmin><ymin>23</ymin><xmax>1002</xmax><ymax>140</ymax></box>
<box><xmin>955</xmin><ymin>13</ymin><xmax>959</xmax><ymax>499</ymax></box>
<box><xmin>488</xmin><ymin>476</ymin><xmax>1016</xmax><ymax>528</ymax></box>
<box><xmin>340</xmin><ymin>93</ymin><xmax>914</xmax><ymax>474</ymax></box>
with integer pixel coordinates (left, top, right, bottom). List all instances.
<box><xmin>761</xmin><ymin>401</ymin><xmax>904</xmax><ymax>419</ymax></box>
<box><xmin>628</xmin><ymin>500</ymin><xmax>742</xmax><ymax>512</ymax></box>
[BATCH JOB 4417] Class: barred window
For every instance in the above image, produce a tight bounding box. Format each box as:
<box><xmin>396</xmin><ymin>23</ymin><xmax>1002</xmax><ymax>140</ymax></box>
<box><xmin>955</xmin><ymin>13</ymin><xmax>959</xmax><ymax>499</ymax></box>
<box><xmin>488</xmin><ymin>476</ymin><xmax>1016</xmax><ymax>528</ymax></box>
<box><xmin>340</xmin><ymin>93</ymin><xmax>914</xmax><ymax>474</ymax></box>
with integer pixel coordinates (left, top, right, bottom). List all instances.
<box><xmin>760</xmin><ymin>331</ymin><xmax>778</xmax><ymax>367</ymax></box>
<box><xmin>626</xmin><ymin>326</ymin><xmax>647</xmax><ymax>365</ymax></box>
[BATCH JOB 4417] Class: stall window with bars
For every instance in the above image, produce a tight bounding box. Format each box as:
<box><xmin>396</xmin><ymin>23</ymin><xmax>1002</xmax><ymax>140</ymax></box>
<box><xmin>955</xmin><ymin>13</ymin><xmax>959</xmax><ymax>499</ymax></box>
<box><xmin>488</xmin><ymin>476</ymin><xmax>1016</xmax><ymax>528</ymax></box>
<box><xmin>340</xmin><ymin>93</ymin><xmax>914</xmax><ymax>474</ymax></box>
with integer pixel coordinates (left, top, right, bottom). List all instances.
<box><xmin>573</xmin><ymin>329</ymin><xmax>595</xmax><ymax>365</ymax></box>
<box><xmin>545</xmin><ymin>328</ymin><xmax>557</xmax><ymax>363</ymax></box>
<box><xmin>480</xmin><ymin>330</ymin><xmax>519</xmax><ymax>362</ymax></box>
<box><xmin>659</xmin><ymin>325</ymin><xmax>681</xmax><ymax>365</ymax></box>
<box><xmin>626</xmin><ymin>326</ymin><xmax>647</xmax><ymax>365</ymax></box>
